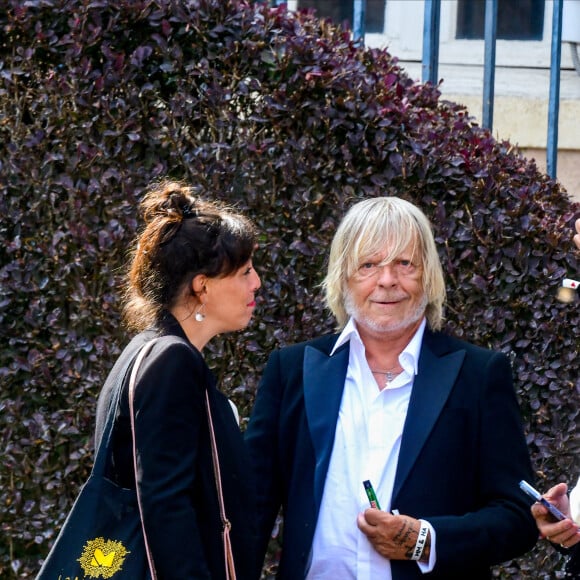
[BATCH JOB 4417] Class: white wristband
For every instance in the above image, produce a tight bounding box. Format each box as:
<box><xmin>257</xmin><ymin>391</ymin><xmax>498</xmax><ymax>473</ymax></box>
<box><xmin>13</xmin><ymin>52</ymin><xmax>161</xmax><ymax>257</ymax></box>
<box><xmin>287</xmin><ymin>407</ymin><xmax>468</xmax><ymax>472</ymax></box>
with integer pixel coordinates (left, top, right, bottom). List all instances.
<box><xmin>411</xmin><ymin>520</ymin><xmax>429</xmax><ymax>561</ymax></box>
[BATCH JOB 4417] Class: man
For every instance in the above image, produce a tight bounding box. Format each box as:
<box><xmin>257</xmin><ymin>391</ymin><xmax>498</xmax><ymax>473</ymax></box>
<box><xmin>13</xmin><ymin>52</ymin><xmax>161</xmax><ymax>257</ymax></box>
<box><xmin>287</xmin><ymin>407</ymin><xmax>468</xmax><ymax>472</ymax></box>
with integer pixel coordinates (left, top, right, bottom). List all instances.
<box><xmin>246</xmin><ymin>196</ymin><xmax>538</xmax><ymax>579</ymax></box>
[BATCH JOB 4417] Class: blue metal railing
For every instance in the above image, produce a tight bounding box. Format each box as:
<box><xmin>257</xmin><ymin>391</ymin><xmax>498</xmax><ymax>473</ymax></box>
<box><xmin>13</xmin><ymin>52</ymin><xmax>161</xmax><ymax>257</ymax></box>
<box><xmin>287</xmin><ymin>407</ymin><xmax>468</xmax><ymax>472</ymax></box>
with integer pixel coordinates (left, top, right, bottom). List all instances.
<box><xmin>419</xmin><ymin>0</ymin><xmax>563</xmax><ymax>180</ymax></box>
<box><xmin>422</xmin><ymin>0</ymin><xmax>440</xmax><ymax>86</ymax></box>
<box><xmin>275</xmin><ymin>0</ymin><xmax>564</xmax><ymax>180</ymax></box>
<box><xmin>482</xmin><ymin>0</ymin><xmax>498</xmax><ymax>130</ymax></box>
<box><xmin>548</xmin><ymin>0</ymin><xmax>564</xmax><ymax>177</ymax></box>
<box><xmin>353</xmin><ymin>0</ymin><xmax>366</xmax><ymax>44</ymax></box>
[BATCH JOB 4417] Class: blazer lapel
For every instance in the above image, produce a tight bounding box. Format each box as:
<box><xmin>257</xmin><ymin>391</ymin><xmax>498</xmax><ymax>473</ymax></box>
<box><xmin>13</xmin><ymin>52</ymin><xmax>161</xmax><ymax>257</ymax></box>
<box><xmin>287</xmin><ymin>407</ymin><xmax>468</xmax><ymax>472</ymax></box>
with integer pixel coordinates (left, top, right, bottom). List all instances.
<box><xmin>392</xmin><ymin>334</ymin><xmax>466</xmax><ymax>502</ymax></box>
<box><xmin>303</xmin><ymin>341</ymin><xmax>350</xmax><ymax>507</ymax></box>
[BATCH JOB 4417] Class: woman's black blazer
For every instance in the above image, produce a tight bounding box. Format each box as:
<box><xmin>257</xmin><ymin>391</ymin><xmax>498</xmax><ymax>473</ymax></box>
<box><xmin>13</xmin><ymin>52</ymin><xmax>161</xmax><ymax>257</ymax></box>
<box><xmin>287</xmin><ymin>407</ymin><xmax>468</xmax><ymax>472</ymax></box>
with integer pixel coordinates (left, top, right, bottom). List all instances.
<box><xmin>94</xmin><ymin>313</ymin><xmax>259</xmax><ymax>579</ymax></box>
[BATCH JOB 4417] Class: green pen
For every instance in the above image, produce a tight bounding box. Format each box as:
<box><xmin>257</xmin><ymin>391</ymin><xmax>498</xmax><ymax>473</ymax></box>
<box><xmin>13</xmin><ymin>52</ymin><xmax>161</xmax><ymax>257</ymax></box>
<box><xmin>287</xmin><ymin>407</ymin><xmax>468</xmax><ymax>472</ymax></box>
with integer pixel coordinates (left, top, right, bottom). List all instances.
<box><xmin>363</xmin><ymin>479</ymin><xmax>381</xmax><ymax>510</ymax></box>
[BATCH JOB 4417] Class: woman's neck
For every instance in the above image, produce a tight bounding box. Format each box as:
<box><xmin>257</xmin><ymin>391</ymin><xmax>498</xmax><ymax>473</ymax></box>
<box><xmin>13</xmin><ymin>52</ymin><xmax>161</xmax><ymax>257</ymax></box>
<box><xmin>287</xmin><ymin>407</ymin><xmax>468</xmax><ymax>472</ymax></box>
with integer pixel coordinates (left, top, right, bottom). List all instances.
<box><xmin>169</xmin><ymin>303</ymin><xmax>213</xmax><ymax>352</ymax></box>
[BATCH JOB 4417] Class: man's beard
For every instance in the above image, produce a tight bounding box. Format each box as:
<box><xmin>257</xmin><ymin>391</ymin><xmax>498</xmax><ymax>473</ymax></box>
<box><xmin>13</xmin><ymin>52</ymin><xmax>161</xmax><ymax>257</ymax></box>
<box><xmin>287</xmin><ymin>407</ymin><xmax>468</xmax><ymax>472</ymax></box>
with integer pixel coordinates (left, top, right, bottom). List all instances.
<box><xmin>344</xmin><ymin>289</ymin><xmax>428</xmax><ymax>333</ymax></box>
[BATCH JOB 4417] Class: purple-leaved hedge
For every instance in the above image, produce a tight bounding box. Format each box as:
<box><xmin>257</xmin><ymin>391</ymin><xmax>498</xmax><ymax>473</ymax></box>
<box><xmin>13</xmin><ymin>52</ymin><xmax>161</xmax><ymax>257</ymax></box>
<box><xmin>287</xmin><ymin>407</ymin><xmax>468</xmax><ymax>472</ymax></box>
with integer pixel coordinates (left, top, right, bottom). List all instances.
<box><xmin>0</xmin><ymin>0</ymin><xmax>578</xmax><ymax>577</ymax></box>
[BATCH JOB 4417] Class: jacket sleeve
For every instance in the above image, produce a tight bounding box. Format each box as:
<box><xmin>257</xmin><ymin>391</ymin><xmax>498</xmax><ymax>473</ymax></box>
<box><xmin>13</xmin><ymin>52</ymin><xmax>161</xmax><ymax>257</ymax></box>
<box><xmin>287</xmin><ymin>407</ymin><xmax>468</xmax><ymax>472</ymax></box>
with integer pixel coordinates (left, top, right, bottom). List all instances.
<box><xmin>426</xmin><ymin>351</ymin><xmax>539</xmax><ymax>573</ymax></box>
<box><xmin>132</xmin><ymin>341</ymin><xmax>211</xmax><ymax>579</ymax></box>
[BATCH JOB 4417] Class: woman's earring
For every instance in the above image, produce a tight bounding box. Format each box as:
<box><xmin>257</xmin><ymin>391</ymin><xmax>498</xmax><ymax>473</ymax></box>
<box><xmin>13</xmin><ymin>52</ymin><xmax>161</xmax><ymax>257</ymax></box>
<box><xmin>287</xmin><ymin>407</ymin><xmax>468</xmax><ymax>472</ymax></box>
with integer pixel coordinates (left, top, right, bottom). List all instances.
<box><xmin>195</xmin><ymin>303</ymin><xmax>206</xmax><ymax>322</ymax></box>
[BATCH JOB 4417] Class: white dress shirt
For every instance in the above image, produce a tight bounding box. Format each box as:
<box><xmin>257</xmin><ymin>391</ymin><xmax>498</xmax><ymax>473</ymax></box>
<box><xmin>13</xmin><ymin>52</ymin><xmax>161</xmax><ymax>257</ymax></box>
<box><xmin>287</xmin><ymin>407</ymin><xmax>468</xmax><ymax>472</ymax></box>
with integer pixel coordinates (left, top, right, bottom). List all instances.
<box><xmin>306</xmin><ymin>317</ymin><xmax>436</xmax><ymax>579</ymax></box>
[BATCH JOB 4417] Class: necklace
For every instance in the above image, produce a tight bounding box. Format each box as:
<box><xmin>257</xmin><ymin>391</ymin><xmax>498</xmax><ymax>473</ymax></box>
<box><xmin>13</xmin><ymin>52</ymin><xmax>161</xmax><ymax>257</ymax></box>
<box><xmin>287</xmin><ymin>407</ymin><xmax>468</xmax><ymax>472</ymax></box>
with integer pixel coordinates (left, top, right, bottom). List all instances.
<box><xmin>371</xmin><ymin>367</ymin><xmax>402</xmax><ymax>386</ymax></box>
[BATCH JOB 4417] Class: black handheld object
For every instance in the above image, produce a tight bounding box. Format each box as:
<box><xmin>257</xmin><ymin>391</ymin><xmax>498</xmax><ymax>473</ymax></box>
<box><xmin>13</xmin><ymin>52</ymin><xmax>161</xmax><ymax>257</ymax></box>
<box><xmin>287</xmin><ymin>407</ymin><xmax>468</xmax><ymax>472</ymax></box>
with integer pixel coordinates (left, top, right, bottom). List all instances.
<box><xmin>519</xmin><ymin>480</ymin><xmax>567</xmax><ymax>521</ymax></box>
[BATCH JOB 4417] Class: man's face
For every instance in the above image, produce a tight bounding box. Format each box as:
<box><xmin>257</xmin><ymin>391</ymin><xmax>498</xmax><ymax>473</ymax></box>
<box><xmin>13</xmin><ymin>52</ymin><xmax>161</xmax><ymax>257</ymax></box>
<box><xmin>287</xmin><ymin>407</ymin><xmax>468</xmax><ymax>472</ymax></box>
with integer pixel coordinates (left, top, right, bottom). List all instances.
<box><xmin>345</xmin><ymin>239</ymin><xmax>427</xmax><ymax>335</ymax></box>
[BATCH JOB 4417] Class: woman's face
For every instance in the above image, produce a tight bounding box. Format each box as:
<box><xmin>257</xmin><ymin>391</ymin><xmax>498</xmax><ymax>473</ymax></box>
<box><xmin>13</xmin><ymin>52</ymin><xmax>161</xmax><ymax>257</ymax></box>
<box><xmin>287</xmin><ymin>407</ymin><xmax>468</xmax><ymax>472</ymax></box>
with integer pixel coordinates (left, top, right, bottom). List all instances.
<box><xmin>204</xmin><ymin>260</ymin><xmax>261</xmax><ymax>334</ymax></box>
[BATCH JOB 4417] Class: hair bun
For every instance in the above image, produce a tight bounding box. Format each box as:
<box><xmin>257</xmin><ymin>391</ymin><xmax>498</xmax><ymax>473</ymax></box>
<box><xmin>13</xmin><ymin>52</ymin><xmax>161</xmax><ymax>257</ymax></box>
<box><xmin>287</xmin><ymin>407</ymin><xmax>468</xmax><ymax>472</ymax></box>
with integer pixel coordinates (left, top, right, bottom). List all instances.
<box><xmin>161</xmin><ymin>187</ymin><xmax>199</xmax><ymax>221</ymax></box>
<box><xmin>181</xmin><ymin>204</ymin><xmax>198</xmax><ymax>219</ymax></box>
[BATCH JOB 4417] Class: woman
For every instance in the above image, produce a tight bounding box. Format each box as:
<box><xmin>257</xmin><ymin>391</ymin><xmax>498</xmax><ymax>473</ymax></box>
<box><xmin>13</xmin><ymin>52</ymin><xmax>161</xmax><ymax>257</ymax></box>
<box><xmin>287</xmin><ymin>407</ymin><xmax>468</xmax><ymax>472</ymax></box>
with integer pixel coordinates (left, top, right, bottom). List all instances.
<box><xmin>94</xmin><ymin>180</ymin><xmax>261</xmax><ymax>578</ymax></box>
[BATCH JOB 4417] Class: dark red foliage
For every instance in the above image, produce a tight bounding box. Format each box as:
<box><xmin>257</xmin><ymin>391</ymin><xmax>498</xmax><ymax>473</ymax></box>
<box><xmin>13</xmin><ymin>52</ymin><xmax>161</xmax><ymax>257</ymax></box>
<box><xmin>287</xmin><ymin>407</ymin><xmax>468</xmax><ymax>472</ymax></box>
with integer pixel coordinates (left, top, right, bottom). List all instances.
<box><xmin>0</xmin><ymin>0</ymin><xmax>578</xmax><ymax>577</ymax></box>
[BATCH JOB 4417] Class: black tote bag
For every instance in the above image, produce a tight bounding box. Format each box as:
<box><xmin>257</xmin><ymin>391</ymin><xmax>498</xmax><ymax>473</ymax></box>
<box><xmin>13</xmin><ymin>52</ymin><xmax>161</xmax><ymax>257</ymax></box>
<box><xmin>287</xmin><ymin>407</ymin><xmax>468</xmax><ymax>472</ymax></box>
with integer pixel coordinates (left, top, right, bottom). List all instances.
<box><xmin>36</xmin><ymin>340</ymin><xmax>158</xmax><ymax>580</ymax></box>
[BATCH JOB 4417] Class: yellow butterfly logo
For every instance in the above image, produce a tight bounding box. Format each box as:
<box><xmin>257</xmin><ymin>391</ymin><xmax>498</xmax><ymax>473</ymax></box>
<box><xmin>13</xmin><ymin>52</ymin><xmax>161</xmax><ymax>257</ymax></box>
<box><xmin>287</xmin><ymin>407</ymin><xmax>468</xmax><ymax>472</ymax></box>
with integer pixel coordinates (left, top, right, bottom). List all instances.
<box><xmin>91</xmin><ymin>548</ymin><xmax>115</xmax><ymax>568</ymax></box>
<box><xmin>78</xmin><ymin>537</ymin><xmax>130</xmax><ymax>578</ymax></box>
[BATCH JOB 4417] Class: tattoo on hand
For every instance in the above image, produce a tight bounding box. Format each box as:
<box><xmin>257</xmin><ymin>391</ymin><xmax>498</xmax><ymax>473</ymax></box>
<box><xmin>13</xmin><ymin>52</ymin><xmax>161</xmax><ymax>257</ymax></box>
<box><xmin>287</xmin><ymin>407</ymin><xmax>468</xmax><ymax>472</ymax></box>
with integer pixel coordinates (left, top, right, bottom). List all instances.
<box><xmin>392</xmin><ymin>522</ymin><xmax>408</xmax><ymax>544</ymax></box>
<box><xmin>393</xmin><ymin>521</ymin><xmax>416</xmax><ymax>559</ymax></box>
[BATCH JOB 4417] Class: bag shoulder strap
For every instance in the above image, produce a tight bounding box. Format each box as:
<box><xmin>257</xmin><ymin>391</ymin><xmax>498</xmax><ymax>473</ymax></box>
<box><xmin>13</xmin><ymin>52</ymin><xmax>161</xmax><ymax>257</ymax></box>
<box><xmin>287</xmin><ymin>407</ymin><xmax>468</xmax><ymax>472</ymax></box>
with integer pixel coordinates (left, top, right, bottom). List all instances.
<box><xmin>91</xmin><ymin>339</ymin><xmax>148</xmax><ymax>477</ymax></box>
<box><xmin>128</xmin><ymin>338</ymin><xmax>160</xmax><ymax>580</ymax></box>
<box><xmin>205</xmin><ymin>391</ymin><xmax>237</xmax><ymax>580</ymax></box>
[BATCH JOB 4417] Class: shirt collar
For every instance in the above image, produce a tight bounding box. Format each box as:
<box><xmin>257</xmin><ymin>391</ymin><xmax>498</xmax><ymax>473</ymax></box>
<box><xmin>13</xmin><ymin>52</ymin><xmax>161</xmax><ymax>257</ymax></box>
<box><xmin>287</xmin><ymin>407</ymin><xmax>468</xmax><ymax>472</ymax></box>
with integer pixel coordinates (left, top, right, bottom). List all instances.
<box><xmin>330</xmin><ymin>317</ymin><xmax>427</xmax><ymax>376</ymax></box>
<box><xmin>331</xmin><ymin>317</ymin><xmax>362</xmax><ymax>355</ymax></box>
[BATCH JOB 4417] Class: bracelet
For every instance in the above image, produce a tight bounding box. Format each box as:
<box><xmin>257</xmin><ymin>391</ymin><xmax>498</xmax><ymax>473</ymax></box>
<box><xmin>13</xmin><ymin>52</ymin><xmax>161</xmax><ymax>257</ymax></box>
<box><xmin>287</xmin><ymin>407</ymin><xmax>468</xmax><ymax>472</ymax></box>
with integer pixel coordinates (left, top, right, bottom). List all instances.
<box><xmin>411</xmin><ymin>520</ymin><xmax>429</xmax><ymax>561</ymax></box>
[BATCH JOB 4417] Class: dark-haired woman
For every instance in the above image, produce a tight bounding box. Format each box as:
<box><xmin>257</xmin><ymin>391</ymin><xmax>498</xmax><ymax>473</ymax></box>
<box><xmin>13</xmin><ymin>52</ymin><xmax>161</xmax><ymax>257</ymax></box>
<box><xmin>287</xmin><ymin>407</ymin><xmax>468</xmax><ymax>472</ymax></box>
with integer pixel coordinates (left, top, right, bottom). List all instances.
<box><xmin>94</xmin><ymin>180</ymin><xmax>261</xmax><ymax>579</ymax></box>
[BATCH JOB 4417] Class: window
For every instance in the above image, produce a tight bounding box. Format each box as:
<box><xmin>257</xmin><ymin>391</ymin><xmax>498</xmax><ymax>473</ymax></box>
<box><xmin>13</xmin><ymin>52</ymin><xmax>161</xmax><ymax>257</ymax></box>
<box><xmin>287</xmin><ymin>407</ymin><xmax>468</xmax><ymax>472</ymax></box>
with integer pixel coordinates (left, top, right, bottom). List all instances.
<box><xmin>297</xmin><ymin>0</ymin><xmax>386</xmax><ymax>34</ymax></box>
<box><xmin>293</xmin><ymin>1</ymin><xmax>564</xmax><ymax>70</ymax></box>
<box><xmin>456</xmin><ymin>0</ymin><xmax>545</xmax><ymax>41</ymax></box>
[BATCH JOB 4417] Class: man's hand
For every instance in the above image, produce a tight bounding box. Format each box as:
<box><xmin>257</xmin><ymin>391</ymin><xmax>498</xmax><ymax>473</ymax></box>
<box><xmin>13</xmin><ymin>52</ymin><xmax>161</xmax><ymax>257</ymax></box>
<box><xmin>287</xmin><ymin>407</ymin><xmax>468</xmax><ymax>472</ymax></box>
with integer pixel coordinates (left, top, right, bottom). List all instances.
<box><xmin>531</xmin><ymin>482</ymin><xmax>580</xmax><ymax>549</ymax></box>
<box><xmin>357</xmin><ymin>509</ymin><xmax>430</xmax><ymax>563</ymax></box>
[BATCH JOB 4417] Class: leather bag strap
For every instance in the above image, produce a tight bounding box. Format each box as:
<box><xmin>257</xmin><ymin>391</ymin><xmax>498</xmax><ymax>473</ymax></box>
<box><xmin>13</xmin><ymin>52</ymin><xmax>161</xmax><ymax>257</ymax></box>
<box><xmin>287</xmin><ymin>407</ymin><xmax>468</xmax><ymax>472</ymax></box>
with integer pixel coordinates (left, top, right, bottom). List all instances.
<box><xmin>128</xmin><ymin>338</ymin><xmax>160</xmax><ymax>580</ymax></box>
<box><xmin>205</xmin><ymin>390</ymin><xmax>237</xmax><ymax>580</ymax></box>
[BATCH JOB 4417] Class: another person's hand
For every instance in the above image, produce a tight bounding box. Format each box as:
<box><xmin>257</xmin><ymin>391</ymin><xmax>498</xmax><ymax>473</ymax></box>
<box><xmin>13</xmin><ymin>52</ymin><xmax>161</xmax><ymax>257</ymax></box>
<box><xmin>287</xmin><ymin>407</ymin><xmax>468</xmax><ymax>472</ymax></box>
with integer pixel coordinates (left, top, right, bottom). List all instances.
<box><xmin>357</xmin><ymin>509</ymin><xmax>430</xmax><ymax>563</ymax></box>
<box><xmin>530</xmin><ymin>483</ymin><xmax>580</xmax><ymax>549</ymax></box>
<box><xmin>574</xmin><ymin>218</ymin><xmax>580</xmax><ymax>250</ymax></box>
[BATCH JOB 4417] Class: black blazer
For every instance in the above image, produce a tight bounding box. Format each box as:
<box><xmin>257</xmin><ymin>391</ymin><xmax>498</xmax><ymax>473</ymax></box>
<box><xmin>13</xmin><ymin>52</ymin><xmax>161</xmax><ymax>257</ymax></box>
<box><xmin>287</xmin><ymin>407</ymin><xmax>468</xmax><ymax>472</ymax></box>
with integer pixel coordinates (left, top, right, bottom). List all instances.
<box><xmin>245</xmin><ymin>327</ymin><xmax>538</xmax><ymax>579</ymax></box>
<box><xmin>95</xmin><ymin>314</ymin><xmax>258</xmax><ymax>579</ymax></box>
